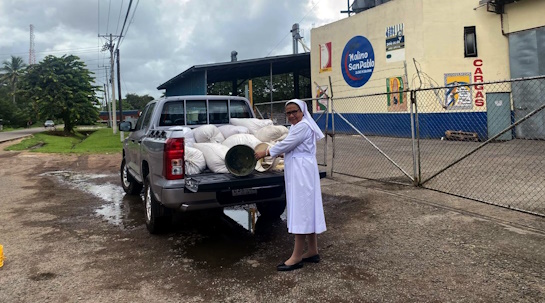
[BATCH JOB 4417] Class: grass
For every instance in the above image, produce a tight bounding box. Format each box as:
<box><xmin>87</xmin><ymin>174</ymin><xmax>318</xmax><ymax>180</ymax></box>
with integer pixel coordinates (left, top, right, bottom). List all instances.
<box><xmin>5</xmin><ymin>127</ymin><xmax>125</xmax><ymax>154</ymax></box>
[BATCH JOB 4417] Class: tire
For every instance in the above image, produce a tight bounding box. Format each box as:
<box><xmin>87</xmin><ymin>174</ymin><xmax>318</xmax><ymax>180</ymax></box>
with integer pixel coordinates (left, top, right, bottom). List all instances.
<box><xmin>143</xmin><ymin>176</ymin><xmax>172</xmax><ymax>234</ymax></box>
<box><xmin>120</xmin><ymin>158</ymin><xmax>143</xmax><ymax>195</ymax></box>
<box><xmin>256</xmin><ymin>198</ymin><xmax>286</xmax><ymax>218</ymax></box>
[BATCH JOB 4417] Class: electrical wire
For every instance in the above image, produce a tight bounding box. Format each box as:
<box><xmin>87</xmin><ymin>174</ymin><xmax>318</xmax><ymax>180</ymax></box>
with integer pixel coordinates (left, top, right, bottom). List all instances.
<box><xmin>115</xmin><ymin>0</ymin><xmax>125</xmax><ymax>36</ymax></box>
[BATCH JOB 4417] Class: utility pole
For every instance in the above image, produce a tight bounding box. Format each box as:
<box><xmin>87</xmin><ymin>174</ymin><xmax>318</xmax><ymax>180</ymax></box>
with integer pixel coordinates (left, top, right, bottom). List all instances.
<box><xmin>100</xmin><ymin>33</ymin><xmax>121</xmax><ymax>134</ymax></box>
<box><xmin>116</xmin><ymin>48</ymin><xmax>124</xmax><ymax>141</ymax></box>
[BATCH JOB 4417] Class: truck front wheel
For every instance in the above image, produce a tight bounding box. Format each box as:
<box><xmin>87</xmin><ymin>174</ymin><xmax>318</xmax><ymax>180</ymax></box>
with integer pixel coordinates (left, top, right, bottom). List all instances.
<box><xmin>144</xmin><ymin>176</ymin><xmax>172</xmax><ymax>234</ymax></box>
<box><xmin>120</xmin><ymin>158</ymin><xmax>143</xmax><ymax>195</ymax></box>
<box><xmin>256</xmin><ymin>198</ymin><xmax>286</xmax><ymax>218</ymax></box>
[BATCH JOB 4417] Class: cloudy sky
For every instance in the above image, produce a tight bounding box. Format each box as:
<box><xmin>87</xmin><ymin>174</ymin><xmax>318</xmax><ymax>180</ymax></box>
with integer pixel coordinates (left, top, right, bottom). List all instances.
<box><xmin>0</xmin><ymin>0</ymin><xmax>349</xmax><ymax>99</ymax></box>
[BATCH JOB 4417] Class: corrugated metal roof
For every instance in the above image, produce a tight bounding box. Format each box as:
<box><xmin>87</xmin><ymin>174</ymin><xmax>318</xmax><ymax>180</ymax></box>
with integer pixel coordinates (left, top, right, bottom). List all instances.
<box><xmin>157</xmin><ymin>53</ymin><xmax>310</xmax><ymax>90</ymax></box>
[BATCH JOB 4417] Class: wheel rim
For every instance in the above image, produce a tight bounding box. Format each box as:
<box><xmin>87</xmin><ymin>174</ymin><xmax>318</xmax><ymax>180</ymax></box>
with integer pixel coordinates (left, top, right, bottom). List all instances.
<box><xmin>122</xmin><ymin>164</ymin><xmax>131</xmax><ymax>188</ymax></box>
<box><xmin>145</xmin><ymin>185</ymin><xmax>152</xmax><ymax>222</ymax></box>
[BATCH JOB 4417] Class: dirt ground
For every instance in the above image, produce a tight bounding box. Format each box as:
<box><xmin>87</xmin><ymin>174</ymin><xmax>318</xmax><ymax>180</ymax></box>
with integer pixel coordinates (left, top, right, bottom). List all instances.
<box><xmin>0</xmin><ymin>140</ymin><xmax>544</xmax><ymax>303</ymax></box>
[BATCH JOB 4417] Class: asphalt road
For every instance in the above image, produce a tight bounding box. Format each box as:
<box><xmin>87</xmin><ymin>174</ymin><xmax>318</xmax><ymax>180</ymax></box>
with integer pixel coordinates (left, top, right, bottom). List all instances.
<box><xmin>0</xmin><ymin>127</ymin><xmax>55</xmax><ymax>143</ymax></box>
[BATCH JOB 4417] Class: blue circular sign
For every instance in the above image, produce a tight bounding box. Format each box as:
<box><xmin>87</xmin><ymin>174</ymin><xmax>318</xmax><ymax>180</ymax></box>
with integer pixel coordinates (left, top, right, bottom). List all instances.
<box><xmin>341</xmin><ymin>36</ymin><xmax>375</xmax><ymax>88</ymax></box>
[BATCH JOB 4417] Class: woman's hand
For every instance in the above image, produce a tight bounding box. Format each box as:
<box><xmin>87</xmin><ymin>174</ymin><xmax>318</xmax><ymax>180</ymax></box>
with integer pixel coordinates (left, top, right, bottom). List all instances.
<box><xmin>254</xmin><ymin>150</ymin><xmax>267</xmax><ymax>160</ymax></box>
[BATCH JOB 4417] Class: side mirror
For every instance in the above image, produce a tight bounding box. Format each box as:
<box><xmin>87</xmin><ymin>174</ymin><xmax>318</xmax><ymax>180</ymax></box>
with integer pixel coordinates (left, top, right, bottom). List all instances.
<box><xmin>119</xmin><ymin>121</ymin><xmax>132</xmax><ymax>131</ymax></box>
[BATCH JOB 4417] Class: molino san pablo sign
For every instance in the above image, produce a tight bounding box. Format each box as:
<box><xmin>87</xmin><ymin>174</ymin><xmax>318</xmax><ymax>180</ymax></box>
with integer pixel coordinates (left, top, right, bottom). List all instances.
<box><xmin>341</xmin><ymin>36</ymin><xmax>375</xmax><ymax>88</ymax></box>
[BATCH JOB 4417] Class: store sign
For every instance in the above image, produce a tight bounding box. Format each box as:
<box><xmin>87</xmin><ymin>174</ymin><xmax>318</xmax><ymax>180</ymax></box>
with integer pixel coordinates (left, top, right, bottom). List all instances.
<box><xmin>341</xmin><ymin>36</ymin><xmax>375</xmax><ymax>88</ymax></box>
<box><xmin>386</xmin><ymin>24</ymin><xmax>405</xmax><ymax>63</ymax></box>
<box><xmin>319</xmin><ymin>42</ymin><xmax>332</xmax><ymax>73</ymax></box>
<box><xmin>473</xmin><ymin>59</ymin><xmax>484</xmax><ymax>107</ymax></box>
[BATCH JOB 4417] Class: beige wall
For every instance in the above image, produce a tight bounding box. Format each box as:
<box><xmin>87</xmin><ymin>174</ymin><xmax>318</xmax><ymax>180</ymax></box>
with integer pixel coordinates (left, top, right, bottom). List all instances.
<box><xmin>310</xmin><ymin>0</ymin><xmax>542</xmax><ymax>113</ymax></box>
<box><xmin>504</xmin><ymin>0</ymin><xmax>545</xmax><ymax>34</ymax></box>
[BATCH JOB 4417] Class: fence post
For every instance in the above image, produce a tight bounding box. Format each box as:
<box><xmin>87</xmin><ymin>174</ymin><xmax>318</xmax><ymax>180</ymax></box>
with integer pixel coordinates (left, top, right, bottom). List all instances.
<box><xmin>411</xmin><ymin>90</ymin><xmax>422</xmax><ymax>186</ymax></box>
<box><xmin>329</xmin><ymin>76</ymin><xmax>335</xmax><ymax>178</ymax></box>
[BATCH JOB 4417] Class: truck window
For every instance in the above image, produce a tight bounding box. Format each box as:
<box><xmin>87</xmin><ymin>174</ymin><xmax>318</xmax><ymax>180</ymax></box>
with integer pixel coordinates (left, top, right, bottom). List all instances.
<box><xmin>141</xmin><ymin>103</ymin><xmax>156</xmax><ymax>130</ymax></box>
<box><xmin>134</xmin><ymin>105</ymin><xmax>147</xmax><ymax>130</ymax></box>
<box><xmin>160</xmin><ymin>101</ymin><xmax>185</xmax><ymax>126</ymax></box>
<box><xmin>208</xmin><ymin>100</ymin><xmax>229</xmax><ymax>124</ymax></box>
<box><xmin>230</xmin><ymin>100</ymin><xmax>251</xmax><ymax>118</ymax></box>
<box><xmin>186</xmin><ymin>100</ymin><xmax>207</xmax><ymax>125</ymax></box>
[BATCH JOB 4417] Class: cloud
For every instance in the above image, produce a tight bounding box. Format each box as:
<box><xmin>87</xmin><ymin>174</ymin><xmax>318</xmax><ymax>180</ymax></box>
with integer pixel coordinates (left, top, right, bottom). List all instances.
<box><xmin>0</xmin><ymin>0</ymin><xmax>347</xmax><ymax>99</ymax></box>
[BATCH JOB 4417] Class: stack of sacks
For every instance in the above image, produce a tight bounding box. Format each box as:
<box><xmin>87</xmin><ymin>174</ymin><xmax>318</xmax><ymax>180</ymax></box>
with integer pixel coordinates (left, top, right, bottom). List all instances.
<box><xmin>184</xmin><ymin>146</ymin><xmax>206</xmax><ymax>175</ymax></box>
<box><xmin>229</xmin><ymin>118</ymin><xmax>273</xmax><ymax>135</ymax></box>
<box><xmin>218</xmin><ymin>125</ymin><xmax>250</xmax><ymax>139</ymax></box>
<box><xmin>192</xmin><ymin>143</ymin><xmax>230</xmax><ymax>173</ymax></box>
<box><xmin>193</xmin><ymin>125</ymin><xmax>225</xmax><ymax>143</ymax></box>
<box><xmin>254</xmin><ymin>125</ymin><xmax>289</xmax><ymax>142</ymax></box>
<box><xmin>222</xmin><ymin>134</ymin><xmax>262</xmax><ymax>149</ymax></box>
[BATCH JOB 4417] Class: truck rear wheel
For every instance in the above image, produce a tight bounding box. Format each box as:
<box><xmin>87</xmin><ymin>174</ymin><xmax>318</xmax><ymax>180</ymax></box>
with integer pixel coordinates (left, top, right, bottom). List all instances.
<box><xmin>144</xmin><ymin>176</ymin><xmax>172</xmax><ymax>234</ymax></box>
<box><xmin>120</xmin><ymin>158</ymin><xmax>143</xmax><ymax>195</ymax></box>
<box><xmin>256</xmin><ymin>198</ymin><xmax>286</xmax><ymax>218</ymax></box>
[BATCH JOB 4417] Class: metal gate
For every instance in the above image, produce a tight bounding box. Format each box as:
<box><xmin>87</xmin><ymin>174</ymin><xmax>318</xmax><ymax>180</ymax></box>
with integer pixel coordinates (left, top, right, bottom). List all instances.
<box><xmin>328</xmin><ymin>76</ymin><xmax>545</xmax><ymax>217</ymax></box>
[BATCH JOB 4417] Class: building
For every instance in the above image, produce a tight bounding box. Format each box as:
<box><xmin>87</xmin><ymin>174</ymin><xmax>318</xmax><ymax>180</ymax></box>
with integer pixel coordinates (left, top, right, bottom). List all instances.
<box><xmin>310</xmin><ymin>0</ymin><xmax>545</xmax><ymax>139</ymax></box>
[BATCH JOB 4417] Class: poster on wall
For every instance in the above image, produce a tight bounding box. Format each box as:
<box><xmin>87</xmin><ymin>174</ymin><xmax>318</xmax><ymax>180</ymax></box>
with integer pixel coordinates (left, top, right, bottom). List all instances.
<box><xmin>341</xmin><ymin>36</ymin><xmax>375</xmax><ymax>88</ymax></box>
<box><xmin>319</xmin><ymin>42</ymin><xmax>332</xmax><ymax>73</ymax></box>
<box><xmin>386</xmin><ymin>76</ymin><xmax>407</xmax><ymax>112</ymax></box>
<box><xmin>444</xmin><ymin>73</ymin><xmax>473</xmax><ymax>110</ymax></box>
<box><xmin>386</xmin><ymin>23</ymin><xmax>405</xmax><ymax>63</ymax></box>
<box><xmin>315</xmin><ymin>83</ymin><xmax>329</xmax><ymax>112</ymax></box>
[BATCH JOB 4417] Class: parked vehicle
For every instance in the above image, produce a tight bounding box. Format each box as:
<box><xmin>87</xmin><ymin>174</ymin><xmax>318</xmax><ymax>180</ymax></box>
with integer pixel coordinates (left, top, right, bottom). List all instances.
<box><xmin>44</xmin><ymin>120</ymin><xmax>55</xmax><ymax>128</ymax></box>
<box><xmin>119</xmin><ymin>95</ymin><xmax>325</xmax><ymax>234</ymax></box>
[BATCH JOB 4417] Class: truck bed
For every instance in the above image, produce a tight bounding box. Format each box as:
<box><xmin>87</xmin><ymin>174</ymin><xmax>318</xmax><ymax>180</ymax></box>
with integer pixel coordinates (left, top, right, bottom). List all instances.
<box><xmin>185</xmin><ymin>170</ymin><xmax>327</xmax><ymax>193</ymax></box>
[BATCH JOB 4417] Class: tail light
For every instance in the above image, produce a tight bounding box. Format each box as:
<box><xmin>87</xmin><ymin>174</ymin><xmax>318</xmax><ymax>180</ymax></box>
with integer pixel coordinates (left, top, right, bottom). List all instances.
<box><xmin>164</xmin><ymin>137</ymin><xmax>184</xmax><ymax>180</ymax></box>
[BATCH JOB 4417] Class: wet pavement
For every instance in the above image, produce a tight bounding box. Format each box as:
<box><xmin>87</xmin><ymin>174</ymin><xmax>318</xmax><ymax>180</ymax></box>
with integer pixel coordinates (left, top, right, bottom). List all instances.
<box><xmin>1</xmin><ymin>150</ymin><xmax>544</xmax><ymax>303</ymax></box>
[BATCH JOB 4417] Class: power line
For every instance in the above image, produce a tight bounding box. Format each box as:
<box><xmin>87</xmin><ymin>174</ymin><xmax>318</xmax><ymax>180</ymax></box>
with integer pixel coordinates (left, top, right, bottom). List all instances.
<box><xmin>106</xmin><ymin>0</ymin><xmax>112</xmax><ymax>33</ymax></box>
<box><xmin>119</xmin><ymin>0</ymin><xmax>139</xmax><ymax>47</ymax></box>
<box><xmin>115</xmin><ymin>0</ymin><xmax>125</xmax><ymax>35</ymax></box>
<box><xmin>115</xmin><ymin>0</ymin><xmax>133</xmax><ymax>51</ymax></box>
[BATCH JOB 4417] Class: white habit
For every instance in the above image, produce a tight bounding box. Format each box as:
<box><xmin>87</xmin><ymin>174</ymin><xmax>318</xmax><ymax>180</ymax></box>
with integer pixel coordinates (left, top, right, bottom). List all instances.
<box><xmin>269</xmin><ymin>121</ymin><xmax>326</xmax><ymax>234</ymax></box>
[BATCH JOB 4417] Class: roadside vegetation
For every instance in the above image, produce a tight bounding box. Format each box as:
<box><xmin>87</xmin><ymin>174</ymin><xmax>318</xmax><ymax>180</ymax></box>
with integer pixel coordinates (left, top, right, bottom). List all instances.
<box><xmin>5</xmin><ymin>127</ymin><xmax>124</xmax><ymax>154</ymax></box>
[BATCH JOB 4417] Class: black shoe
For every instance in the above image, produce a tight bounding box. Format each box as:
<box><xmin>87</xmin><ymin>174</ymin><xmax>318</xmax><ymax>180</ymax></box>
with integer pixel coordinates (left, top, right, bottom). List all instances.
<box><xmin>302</xmin><ymin>254</ymin><xmax>320</xmax><ymax>263</ymax></box>
<box><xmin>276</xmin><ymin>261</ymin><xmax>304</xmax><ymax>271</ymax></box>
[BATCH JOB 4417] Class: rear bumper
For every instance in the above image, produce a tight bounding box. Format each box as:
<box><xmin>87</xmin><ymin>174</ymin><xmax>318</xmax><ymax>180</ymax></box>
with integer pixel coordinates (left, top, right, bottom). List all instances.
<box><xmin>160</xmin><ymin>184</ymin><xmax>285</xmax><ymax>211</ymax></box>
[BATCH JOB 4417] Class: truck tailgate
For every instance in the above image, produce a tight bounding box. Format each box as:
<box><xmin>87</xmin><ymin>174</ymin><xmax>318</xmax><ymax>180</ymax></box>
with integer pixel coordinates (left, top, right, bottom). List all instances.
<box><xmin>185</xmin><ymin>170</ymin><xmax>327</xmax><ymax>193</ymax></box>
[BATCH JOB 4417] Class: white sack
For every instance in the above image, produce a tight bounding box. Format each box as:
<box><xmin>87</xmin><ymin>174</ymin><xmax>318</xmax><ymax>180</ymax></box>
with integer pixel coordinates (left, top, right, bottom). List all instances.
<box><xmin>218</xmin><ymin>125</ymin><xmax>250</xmax><ymax>138</ymax></box>
<box><xmin>254</xmin><ymin>125</ymin><xmax>289</xmax><ymax>142</ymax></box>
<box><xmin>192</xmin><ymin>143</ymin><xmax>230</xmax><ymax>173</ymax></box>
<box><xmin>222</xmin><ymin>134</ymin><xmax>262</xmax><ymax>149</ymax></box>
<box><xmin>184</xmin><ymin>146</ymin><xmax>206</xmax><ymax>175</ymax></box>
<box><xmin>193</xmin><ymin>125</ymin><xmax>225</xmax><ymax>143</ymax></box>
<box><xmin>229</xmin><ymin>118</ymin><xmax>273</xmax><ymax>135</ymax></box>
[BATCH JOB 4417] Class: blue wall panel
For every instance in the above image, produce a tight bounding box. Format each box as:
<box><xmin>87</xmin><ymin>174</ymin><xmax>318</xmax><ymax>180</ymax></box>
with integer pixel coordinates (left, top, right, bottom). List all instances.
<box><xmin>314</xmin><ymin>112</ymin><xmax>489</xmax><ymax>140</ymax></box>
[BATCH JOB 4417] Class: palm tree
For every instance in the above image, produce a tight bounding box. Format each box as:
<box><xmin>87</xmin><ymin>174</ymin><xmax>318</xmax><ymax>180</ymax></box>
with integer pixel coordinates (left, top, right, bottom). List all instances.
<box><xmin>1</xmin><ymin>56</ymin><xmax>27</xmax><ymax>104</ymax></box>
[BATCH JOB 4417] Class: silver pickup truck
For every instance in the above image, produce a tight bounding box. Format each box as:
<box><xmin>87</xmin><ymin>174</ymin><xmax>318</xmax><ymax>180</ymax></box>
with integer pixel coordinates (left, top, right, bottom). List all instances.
<box><xmin>119</xmin><ymin>95</ymin><xmax>324</xmax><ymax>234</ymax></box>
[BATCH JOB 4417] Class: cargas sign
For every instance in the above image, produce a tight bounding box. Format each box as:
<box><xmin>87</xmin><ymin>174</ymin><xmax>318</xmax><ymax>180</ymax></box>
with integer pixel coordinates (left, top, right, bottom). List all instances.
<box><xmin>341</xmin><ymin>36</ymin><xmax>375</xmax><ymax>88</ymax></box>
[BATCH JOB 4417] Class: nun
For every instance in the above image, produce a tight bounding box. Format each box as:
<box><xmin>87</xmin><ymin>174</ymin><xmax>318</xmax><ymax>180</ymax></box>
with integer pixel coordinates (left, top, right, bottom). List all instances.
<box><xmin>255</xmin><ymin>99</ymin><xmax>326</xmax><ymax>271</ymax></box>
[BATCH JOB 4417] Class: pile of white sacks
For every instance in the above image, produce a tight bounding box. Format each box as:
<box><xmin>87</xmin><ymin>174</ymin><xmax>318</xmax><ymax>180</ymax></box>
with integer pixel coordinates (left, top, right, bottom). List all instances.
<box><xmin>180</xmin><ymin>118</ymin><xmax>289</xmax><ymax>175</ymax></box>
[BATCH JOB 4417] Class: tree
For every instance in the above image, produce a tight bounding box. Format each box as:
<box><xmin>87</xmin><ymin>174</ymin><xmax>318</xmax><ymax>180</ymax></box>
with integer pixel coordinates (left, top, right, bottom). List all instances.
<box><xmin>1</xmin><ymin>56</ymin><xmax>27</xmax><ymax>104</ymax></box>
<box><xmin>125</xmin><ymin>93</ymin><xmax>154</xmax><ymax>111</ymax></box>
<box><xmin>20</xmin><ymin>55</ymin><xmax>99</xmax><ymax>133</ymax></box>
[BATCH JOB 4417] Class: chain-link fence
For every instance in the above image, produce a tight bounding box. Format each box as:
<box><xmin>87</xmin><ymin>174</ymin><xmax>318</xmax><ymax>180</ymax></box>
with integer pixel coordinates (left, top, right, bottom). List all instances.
<box><xmin>416</xmin><ymin>76</ymin><xmax>545</xmax><ymax>216</ymax></box>
<box><xmin>328</xmin><ymin>76</ymin><xmax>545</xmax><ymax>217</ymax></box>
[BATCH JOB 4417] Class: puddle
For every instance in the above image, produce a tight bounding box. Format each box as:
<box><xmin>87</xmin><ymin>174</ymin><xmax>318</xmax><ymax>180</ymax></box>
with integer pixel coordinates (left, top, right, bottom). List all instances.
<box><xmin>40</xmin><ymin>170</ymin><xmax>289</xmax><ymax>267</ymax></box>
<box><xmin>41</xmin><ymin>170</ymin><xmax>144</xmax><ymax>228</ymax></box>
